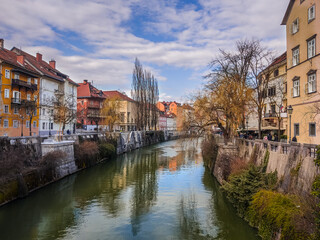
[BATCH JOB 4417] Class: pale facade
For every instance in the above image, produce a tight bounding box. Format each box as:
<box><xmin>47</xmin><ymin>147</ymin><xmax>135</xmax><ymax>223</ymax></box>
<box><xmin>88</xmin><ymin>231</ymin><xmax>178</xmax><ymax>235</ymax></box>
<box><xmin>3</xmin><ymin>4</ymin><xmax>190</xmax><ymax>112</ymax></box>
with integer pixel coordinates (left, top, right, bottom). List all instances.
<box><xmin>282</xmin><ymin>0</ymin><xmax>320</xmax><ymax>143</ymax></box>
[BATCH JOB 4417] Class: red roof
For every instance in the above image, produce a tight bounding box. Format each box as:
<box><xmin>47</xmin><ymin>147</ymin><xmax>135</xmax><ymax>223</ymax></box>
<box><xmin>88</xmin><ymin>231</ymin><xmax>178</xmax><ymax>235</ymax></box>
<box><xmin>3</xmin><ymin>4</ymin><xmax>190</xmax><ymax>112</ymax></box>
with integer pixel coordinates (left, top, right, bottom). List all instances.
<box><xmin>0</xmin><ymin>48</ymin><xmax>40</xmax><ymax>76</ymax></box>
<box><xmin>269</xmin><ymin>52</ymin><xmax>287</xmax><ymax>68</ymax></box>
<box><xmin>77</xmin><ymin>80</ymin><xmax>106</xmax><ymax>99</ymax></box>
<box><xmin>103</xmin><ymin>90</ymin><xmax>134</xmax><ymax>102</ymax></box>
<box><xmin>11</xmin><ymin>47</ymin><xmax>67</xmax><ymax>82</ymax></box>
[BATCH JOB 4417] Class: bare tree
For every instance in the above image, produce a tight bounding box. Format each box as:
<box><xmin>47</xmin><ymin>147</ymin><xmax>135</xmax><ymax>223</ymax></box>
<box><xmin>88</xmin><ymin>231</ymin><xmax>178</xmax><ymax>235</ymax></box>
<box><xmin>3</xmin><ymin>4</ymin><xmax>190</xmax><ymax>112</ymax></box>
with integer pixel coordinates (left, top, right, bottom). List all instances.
<box><xmin>131</xmin><ymin>58</ymin><xmax>159</xmax><ymax>131</ymax></box>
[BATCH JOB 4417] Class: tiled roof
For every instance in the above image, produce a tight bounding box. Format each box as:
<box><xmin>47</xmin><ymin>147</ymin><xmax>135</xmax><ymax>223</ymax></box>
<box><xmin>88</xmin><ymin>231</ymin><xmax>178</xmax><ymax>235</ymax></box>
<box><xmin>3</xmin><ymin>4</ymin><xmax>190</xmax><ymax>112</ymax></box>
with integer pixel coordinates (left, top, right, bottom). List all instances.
<box><xmin>103</xmin><ymin>90</ymin><xmax>134</xmax><ymax>102</ymax></box>
<box><xmin>77</xmin><ymin>81</ymin><xmax>106</xmax><ymax>99</ymax></box>
<box><xmin>182</xmin><ymin>104</ymin><xmax>194</xmax><ymax>110</ymax></box>
<box><xmin>0</xmin><ymin>48</ymin><xmax>40</xmax><ymax>76</ymax></box>
<box><xmin>269</xmin><ymin>52</ymin><xmax>287</xmax><ymax>68</ymax></box>
<box><xmin>11</xmin><ymin>47</ymin><xmax>65</xmax><ymax>82</ymax></box>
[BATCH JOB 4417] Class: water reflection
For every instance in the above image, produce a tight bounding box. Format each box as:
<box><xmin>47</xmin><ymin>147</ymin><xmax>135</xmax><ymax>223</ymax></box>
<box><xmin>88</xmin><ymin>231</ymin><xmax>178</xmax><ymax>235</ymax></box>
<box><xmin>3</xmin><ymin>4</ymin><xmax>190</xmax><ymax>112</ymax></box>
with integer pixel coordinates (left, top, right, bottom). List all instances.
<box><xmin>0</xmin><ymin>140</ymin><xmax>259</xmax><ymax>240</ymax></box>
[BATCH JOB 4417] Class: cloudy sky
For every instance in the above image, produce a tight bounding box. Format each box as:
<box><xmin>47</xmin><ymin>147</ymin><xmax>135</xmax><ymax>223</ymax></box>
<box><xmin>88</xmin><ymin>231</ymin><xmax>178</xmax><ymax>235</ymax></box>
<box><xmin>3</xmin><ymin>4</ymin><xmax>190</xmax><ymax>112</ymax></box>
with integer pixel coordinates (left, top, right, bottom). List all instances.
<box><xmin>0</xmin><ymin>0</ymin><xmax>289</xmax><ymax>102</ymax></box>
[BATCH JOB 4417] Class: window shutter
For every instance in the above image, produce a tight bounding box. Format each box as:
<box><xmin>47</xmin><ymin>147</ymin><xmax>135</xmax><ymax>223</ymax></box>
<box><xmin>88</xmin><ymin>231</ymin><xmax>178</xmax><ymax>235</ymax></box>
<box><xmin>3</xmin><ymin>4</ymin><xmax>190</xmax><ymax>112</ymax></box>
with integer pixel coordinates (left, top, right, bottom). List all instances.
<box><xmin>291</xmin><ymin>88</ymin><xmax>294</xmax><ymax>97</ymax></box>
<box><xmin>305</xmin><ymin>83</ymin><xmax>308</xmax><ymax>94</ymax></box>
<box><xmin>297</xmin><ymin>18</ymin><xmax>299</xmax><ymax>32</ymax></box>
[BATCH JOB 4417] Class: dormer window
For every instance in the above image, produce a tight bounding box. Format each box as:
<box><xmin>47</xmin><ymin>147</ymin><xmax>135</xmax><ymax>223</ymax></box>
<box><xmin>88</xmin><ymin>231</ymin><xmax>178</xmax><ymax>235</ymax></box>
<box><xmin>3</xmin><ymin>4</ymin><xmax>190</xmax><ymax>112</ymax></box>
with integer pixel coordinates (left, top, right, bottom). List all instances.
<box><xmin>308</xmin><ymin>5</ymin><xmax>315</xmax><ymax>22</ymax></box>
<box><xmin>292</xmin><ymin>18</ymin><xmax>299</xmax><ymax>34</ymax></box>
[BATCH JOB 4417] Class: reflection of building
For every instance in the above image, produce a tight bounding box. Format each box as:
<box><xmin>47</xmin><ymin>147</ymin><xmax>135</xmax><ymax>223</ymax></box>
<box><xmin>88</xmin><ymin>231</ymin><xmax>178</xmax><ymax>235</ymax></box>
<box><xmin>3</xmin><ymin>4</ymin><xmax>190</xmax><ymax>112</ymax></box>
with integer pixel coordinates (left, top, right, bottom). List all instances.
<box><xmin>0</xmin><ymin>39</ymin><xmax>41</xmax><ymax>137</ymax></box>
<box><xmin>261</xmin><ymin>52</ymin><xmax>288</xmax><ymax>136</ymax></box>
<box><xmin>282</xmin><ymin>0</ymin><xmax>320</xmax><ymax>143</ymax></box>
<box><xmin>77</xmin><ymin>80</ymin><xmax>106</xmax><ymax>131</ymax></box>
<box><xmin>103</xmin><ymin>90</ymin><xmax>137</xmax><ymax>131</ymax></box>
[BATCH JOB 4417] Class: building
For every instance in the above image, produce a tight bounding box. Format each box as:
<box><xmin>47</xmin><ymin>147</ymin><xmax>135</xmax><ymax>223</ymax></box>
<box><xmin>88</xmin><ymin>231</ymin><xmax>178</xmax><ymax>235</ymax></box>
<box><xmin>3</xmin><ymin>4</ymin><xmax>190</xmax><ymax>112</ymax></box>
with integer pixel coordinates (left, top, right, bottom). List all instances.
<box><xmin>12</xmin><ymin>48</ymin><xmax>78</xmax><ymax>136</ymax></box>
<box><xmin>261</xmin><ymin>52</ymin><xmax>288</xmax><ymax>136</ymax></box>
<box><xmin>0</xmin><ymin>39</ymin><xmax>41</xmax><ymax>137</ymax></box>
<box><xmin>158</xmin><ymin>112</ymin><xmax>168</xmax><ymax>131</ymax></box>
<box><xmin>77</xmin><ymin>80</ymin><xmax>106</xmax><ymax>131</ymax></box>
<box><xmin>282</xmin><ymin>0</ymin><xmax>320</xmax><ymax>143</ymax></box>
<box><xmin>103</xmin><ymin>90</ymin><xmax>137</xmax><ymax>131</ymax></box>
<box><xmin>166</xmin><ymin>112</ymin><xmax>177</xmax><ymax>131</ymax></box>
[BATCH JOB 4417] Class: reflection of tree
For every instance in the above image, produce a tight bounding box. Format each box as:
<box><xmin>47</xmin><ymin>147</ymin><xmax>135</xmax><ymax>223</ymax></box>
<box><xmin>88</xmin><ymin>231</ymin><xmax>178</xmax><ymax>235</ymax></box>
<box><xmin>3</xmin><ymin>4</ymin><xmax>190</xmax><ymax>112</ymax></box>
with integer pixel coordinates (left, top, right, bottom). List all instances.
<box><xmin>177</xmin><ymin>194</ymin><xmax>214</xmax><ymax>240</ymax></box>
<box><xmin>201</xmin><ymin>167</ymin><xmax>259</xmax><ymax>240</ymax></box>
<box><xmin>130</xmin><ymin>151</ymin><xmax>159</xmax><ymax>236</ymax></box>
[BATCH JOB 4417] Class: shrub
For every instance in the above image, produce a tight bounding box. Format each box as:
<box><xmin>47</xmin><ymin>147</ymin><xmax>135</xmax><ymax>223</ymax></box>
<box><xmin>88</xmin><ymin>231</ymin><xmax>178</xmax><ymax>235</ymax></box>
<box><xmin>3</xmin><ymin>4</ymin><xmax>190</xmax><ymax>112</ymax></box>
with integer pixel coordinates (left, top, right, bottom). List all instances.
<box><xmin>201</xmin><ymin>136</ymin><xmax>218</xmax><ymax>166</ymax></box>
<box><xmin>40</xmin><ymin>150</ymin><xmax>66</xmax><ymax>180</ymax></box>
<box><xmin>248</xmin><ymin>190</ymin><xmax>315</xmax><ymax>240</ymax></box>
<box><xmin>99</xmin><ymin>143</ymin><xmax>116</xmax><ymax>159</ymax></box>
<box><xmin>222</xmin><ymin>165</ymin><xmax>277</xmax><ymax>218</ymax></box>
<box><xmin>74</xmin><ymin>141</ymin><xmax>99</xmax><ymax>168</ymax></box>
<box><xmin>230</xmin><ymin>157</ymin><xmax>249</xmax><ymax>176</ymax></box>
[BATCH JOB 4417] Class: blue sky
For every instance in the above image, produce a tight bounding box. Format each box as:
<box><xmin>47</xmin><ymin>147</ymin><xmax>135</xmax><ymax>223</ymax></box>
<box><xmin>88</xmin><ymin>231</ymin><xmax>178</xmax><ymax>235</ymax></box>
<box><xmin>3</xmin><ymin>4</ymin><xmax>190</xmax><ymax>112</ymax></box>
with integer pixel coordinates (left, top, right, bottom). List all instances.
<box><xmin>0</xmin><ymin>0</ymin><xmax>288</xmax><ymax>102</ymax></box>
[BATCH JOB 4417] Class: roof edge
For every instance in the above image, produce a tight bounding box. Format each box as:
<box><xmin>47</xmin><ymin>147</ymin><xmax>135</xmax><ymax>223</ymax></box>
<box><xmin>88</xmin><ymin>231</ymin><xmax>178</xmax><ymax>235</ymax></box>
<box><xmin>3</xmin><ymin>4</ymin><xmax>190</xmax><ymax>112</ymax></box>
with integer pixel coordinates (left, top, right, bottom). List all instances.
<box><xmin>281</xmin><ymin>0</ymin><xmax>295</xmax><ymax>25</ymax></box>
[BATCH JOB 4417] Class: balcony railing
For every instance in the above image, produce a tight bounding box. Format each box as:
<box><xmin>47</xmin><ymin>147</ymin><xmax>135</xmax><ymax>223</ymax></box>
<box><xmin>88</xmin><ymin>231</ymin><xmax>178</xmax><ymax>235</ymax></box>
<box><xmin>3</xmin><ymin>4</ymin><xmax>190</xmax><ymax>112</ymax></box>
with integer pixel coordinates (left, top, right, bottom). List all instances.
<box><xmin>12</xmin><ymin>98</ymin><xmax>21</xmax><ymax>104</ymax></box>
<box><xmin>12</xmin><ymin>79</ymin><xmax>37</xmax><ymax>91</ymax></box>
<box><xmin>11</xmin><ymin>98</ymin><xmax>36</xmax><ymax>106</ymax></box>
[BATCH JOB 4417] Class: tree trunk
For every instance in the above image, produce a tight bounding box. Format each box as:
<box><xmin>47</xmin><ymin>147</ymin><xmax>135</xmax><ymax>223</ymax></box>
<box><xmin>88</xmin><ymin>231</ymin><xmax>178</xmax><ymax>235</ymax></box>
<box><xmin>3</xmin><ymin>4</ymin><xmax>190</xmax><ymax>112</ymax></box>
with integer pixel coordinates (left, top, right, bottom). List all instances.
<box><xmin>29</xmin><ymin>116</ymin><xmax>32</xmax><ymax>136</ymax></box>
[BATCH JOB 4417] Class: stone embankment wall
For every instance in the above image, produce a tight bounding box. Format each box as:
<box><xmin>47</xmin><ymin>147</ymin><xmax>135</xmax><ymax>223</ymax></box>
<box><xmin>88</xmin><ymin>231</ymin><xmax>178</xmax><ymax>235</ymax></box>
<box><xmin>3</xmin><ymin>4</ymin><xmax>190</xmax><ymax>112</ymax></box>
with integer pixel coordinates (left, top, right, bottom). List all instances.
<box><xmin>0</xmin><ymin>130</ymin><xmax>180</xmax><ymax>206</ymax></box>
<box><xmin>209</xmin><ymin>136</ymin><xmax>320</xmax><ymax>196</ymax></box>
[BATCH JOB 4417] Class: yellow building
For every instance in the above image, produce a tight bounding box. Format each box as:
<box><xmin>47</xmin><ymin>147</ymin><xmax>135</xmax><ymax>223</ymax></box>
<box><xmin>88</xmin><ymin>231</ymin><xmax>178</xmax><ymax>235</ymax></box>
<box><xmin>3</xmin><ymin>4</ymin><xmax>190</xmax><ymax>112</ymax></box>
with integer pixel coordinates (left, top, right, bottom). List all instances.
<box><xmin>282</xmin><ymin>0</ymin><xmax>320</xmax><ymax>143</ymax></box>
<box><xmin>0</xmin><ymin>39</ymin><xmax>40</xmax><ymax>137</ymax></box>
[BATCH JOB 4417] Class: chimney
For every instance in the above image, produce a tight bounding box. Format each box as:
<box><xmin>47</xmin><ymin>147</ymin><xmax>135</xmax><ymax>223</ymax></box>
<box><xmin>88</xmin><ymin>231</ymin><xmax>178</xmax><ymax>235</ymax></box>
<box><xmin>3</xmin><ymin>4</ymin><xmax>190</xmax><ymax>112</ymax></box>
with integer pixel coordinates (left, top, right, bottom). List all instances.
<box><xmin>83</xmin><ymin>79</ymin><xmax>88</xmax><ymax>84</ymax></box>
<box><xmin>0</xmin><ymin>39</ymin><xmax>3</xmax><ymax>49</ymax></box>
<box><xmin>17</xmin><ymin>55</ymin><xmax>25</xmax><ymax>65</ymax></box>
<box><xmin>36</xmin><ymin>53</ymin><xmax>42</xmax><ymax>62</ymax></box>
<box><xmin>49</xmin><ymin>59</ymin><xmax>56</xmax><ymax>69</ymax></box>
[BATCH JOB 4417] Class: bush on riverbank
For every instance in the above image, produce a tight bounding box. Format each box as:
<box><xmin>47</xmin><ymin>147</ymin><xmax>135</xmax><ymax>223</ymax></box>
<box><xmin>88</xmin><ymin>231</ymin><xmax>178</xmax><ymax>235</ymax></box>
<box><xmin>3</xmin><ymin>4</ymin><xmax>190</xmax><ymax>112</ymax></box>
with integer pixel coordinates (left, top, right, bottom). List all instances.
<box><xmin>221</xmin><ymin>165</ymin><xmax>277</xmax><ymax>218</ymax></box>
<box><xmin>99</xmin><ymin>143</ymin><xmax>116</xmax><ymax>159</ymax></box>
<box><xmin>74</xmin><ymin>141</ymin><xmax>99</xmax><ymax>168</ymax></box>
<box><xmin>249</xmin><ymin>190</ymin><xmax>316</xmax><ymax>240</ymax></box>
<box><xmin>201</xmin><ymin>136</ymin><xmax>218</xmax><ymax>166</ymax></box>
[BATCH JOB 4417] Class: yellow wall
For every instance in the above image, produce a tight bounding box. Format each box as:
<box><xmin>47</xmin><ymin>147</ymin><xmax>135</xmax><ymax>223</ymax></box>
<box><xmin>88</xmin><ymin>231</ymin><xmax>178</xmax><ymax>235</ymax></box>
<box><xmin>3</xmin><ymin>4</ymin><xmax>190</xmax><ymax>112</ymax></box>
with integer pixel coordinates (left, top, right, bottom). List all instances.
<box><xmin>0</xmin><ymin>63</ymin><xmax>40</xmax><ymax>137</ymax></box>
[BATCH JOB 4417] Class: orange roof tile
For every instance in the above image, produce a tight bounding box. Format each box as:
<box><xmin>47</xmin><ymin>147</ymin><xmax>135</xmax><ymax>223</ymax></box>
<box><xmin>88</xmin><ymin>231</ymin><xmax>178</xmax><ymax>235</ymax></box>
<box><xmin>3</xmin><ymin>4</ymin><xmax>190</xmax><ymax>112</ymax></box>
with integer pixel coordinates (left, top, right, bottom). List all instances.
<box><xmin>103</xmin><ymin>90</ymin><xmax>134</xmax><ymax>102</ymax></box>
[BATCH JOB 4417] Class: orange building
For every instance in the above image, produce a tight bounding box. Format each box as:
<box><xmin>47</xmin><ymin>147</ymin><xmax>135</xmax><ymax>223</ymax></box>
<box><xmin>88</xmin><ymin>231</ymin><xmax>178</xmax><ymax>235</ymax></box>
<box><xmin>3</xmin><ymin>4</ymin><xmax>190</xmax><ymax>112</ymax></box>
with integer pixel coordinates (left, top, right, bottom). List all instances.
<box><xmin>0</xmin><ymin>39</ymin><xmax>41</xmax><ymax>137</ymax></box>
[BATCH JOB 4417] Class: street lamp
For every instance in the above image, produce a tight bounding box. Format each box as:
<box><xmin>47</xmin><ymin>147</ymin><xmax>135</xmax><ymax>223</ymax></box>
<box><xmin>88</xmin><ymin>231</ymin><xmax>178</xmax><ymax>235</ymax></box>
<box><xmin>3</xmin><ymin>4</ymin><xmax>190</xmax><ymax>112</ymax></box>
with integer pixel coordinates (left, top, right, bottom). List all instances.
<box><xmin>287</xmin><ymin>105</ymin><xmax>293</xmax><ymax>143</ymax></box>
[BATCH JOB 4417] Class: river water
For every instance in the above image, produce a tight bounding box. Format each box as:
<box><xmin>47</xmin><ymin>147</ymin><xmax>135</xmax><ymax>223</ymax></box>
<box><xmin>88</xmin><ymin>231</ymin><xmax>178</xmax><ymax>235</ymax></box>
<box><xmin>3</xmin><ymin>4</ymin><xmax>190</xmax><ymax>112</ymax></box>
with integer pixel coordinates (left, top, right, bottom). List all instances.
<box><xmin>0</xmin><ymin>139</ymin><xmax>260</xmax><ymax>240</ymax></box>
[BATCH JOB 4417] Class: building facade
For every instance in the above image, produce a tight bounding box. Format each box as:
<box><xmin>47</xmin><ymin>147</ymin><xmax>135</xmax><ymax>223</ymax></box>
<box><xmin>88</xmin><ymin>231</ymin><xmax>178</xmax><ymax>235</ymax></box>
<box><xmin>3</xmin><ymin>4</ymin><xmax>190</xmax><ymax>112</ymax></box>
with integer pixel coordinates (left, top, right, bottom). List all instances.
<box><xmin>77</xmin><ymin>80</ymin><xmax>106</xmax><ymax>131</ymax></box>
<box><xmin>282</xmin><ymin>0</ymin><xmax>320</xmax><ymax>143</ymax></box>
<box><xmin>0</xmin><ymin>39</ymin><xmax>40</xmax><ymax>137</ymax></box>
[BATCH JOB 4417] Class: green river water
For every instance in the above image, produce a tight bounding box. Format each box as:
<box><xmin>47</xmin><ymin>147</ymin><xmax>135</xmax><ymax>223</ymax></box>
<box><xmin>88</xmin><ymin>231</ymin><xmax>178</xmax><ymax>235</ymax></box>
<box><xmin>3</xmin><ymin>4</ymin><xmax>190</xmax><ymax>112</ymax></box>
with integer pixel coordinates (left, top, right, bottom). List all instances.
<box><xmin>0</xmin><ymin>139</ymin><xmax>260</xmax><ymax>240</ymax></box>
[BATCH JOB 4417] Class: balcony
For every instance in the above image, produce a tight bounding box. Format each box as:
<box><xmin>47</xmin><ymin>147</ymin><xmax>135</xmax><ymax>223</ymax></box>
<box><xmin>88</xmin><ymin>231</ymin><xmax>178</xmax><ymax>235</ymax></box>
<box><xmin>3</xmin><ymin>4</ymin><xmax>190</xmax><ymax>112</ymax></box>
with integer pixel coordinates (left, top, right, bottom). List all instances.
<box><xmin>12</xmin><ymin>79</ymin><xmax>37</xmax><ymax>91</ymax></box>
<box><xmin>88</xmin><ymin>103</ymin><xmax>101</xmax><ymax>109</ymax></box>
<box><xmin>12</xmin><ymin>98</ymin><xmax>21</xmax><ymax>104</ymax></box>
<box><xmin>11</xmin><ymin>98</ymin><xmax>36</xmax><ymax>106</ymax></box>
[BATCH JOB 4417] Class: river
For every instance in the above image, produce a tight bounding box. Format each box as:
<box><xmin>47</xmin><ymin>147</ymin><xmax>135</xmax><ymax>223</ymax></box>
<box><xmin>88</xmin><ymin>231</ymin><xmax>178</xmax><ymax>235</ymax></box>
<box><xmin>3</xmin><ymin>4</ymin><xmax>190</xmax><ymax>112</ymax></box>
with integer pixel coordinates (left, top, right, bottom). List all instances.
<box><xmin>0</xmin><ymin>139</ymin><xmax>260</xmax><ymax>240</ymax></box>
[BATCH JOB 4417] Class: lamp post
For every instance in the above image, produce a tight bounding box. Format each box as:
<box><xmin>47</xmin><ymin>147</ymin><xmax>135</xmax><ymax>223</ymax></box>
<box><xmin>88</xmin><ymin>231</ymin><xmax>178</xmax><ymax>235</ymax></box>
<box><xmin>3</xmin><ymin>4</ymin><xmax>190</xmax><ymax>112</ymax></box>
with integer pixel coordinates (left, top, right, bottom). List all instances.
<box><xmin>287</xmin><ymin>105</ymin><xmax>293</xmax><ymax>143</ymax></box>
<box><xmin>246</xmin><ymin>118</ymin><xmax>249</xmax><ymax>136</ymax></box>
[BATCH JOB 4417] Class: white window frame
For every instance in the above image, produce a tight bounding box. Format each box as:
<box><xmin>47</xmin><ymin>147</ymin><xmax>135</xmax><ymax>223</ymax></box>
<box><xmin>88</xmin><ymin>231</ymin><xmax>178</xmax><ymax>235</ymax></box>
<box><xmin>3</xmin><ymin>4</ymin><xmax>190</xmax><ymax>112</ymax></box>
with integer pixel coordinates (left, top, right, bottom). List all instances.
<box><xmin>26</xmin><ymin>120</ymin><xmax>30</xmax><ymax>128</ymax></box>
<box><xmin>4</xmin><ymin>105</ymin><xmax>9</xmax><ymax>114</ymax></box>
<box><xmin>27</xmin><ymin>78</ymin><xmax>31</xmax><ymax>85</ymax></box>
<box><xmin>292</xmin><ymin>18</ymin><xmax>299</xmax><ymax>34</ymax></box>
<box><xmin>4</xmin><ymin>89</ymin><xmax>10</xmax><ymax>98</ymax></box>
<box><xmin>13</xmin><ymin>91</ymin><xmax>21</xmax><ymax>103</ymax></box>
<box><xmin>27</xmin><ymin>94</ymin><xmax>31</xmax><ymax>101</ymax></box>
<box><xmin>293</xmin><ymin>79</ymin><xmax>300</xmax><ymax>97</ymax></box>
<box><xmin>42</xmin><ymin>122</ymin><xmax>46</xmax><ymax>130</ymax></box>
<box><xmin>33</xmin><ymin>121</ymin><xmax>37</xmax><ymax>128</ymax></box>
<box><xmin>307</xmin><ymin>37</ymin><xmax>316</xmax><ymax>59</ymax></box>
<box><xmin>292</xmin><ymin>48</ymin><xmax>300</xmax><ymax>66</ymax></box>
<box><xmin>14</xmin><ymin>73</ymin><xmax>19</xmax><ymax>79</ymax></box>
<box><xmin>3</xmin><ymin>119</ymin><xmax>9</xmax><ymax>128</ymax></box>
<box><xmin>5</xmin><ymin>69</ymin><xmax>10</xmax><ymax>79</ymax></box>
<box><xmin>34</xmin><ymin>78</ymin><xmax>38</xmax><ymax>85</ymax></box>
<box><xmin>13</xmin><ymin>120</ymin><xmax>19</xmax><ymax>128</ymax></box>
<box><xmin>308</xmin><ymin>5</ymin><xmax>315</xmax><ymax>22</ymax></box>
<box><xmin>308</xmin><ymin>73</ymin><xmax>316</xmax><ymax>93</ymax></box>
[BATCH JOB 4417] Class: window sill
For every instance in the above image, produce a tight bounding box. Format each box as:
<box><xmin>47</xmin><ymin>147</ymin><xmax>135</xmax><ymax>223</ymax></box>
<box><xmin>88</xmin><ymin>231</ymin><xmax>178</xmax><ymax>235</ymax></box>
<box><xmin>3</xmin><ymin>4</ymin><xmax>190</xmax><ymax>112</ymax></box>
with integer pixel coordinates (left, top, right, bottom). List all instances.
<box><xmin>293</xmin><ymin>95</ymin><xmax>300</xmax><ymax>98</ymax></box>
<box><xmin>307</xmin><ymin>91</ymin><xmax>317</xmax><ymax>95</ymax></box>
<box><xmin>308</xmin><ymin>18</ymin><xmax>315</xmax><ymax>24</ymax></box>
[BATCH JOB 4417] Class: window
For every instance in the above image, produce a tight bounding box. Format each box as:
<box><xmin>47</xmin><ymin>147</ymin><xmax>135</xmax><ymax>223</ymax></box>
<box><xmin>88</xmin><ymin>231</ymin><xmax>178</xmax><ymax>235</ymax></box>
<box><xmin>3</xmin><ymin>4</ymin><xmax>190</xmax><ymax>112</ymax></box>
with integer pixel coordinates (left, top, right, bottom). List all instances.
<box><xmin>308</xmin><ymin>73</ymin><xmax>316</xmax><ymax>93</ymax></box>
<box><xmin>4</xmin><ymin>89</ymin><xmax>9</xmax><ymax>98</ymax></box>
<box><xmin>292</xmin><ymin>47</ymin><xmax>300</xmax><ymax>66</ymax></box>
<box><xmin>27</xmin><ymin>78</ymin><xmax>31</xmax><ymax>85</ymax></box>
<box><xmin>34</xmin><ymin>78</ymin><xmax>38</xmax><ymax>85</ymax></box>
<box><xmin>13</xmin><ymin>120</ymin><xmax>19</xmax><ymax>128</ymax></box>
<box><xmin>42</xmin><ymin>108</ymin><xmax>46</xmax><ymax>116</ymax></box>
<box><xmin>34</xmin><ymin>95</ymin><xmax>37</xmax><ymax>102</ymax></box>
<box><xmin>309</xmin><ymin>123</ymin><xmax>316</xmax><ymax>136</ymax></box>
<box><xmin>14</xmin><ymin>73</ymin><xmax>19</xmax><ymax>79</ymax></box>
<box><xmin>13</xmin><ymin>91</ymin><xmax>20</xmax><ymax>102</ymax></box>
<box><xmin>271</xmin><ymin>105</ymin><xmax>276</xmax><ymax>114</ymax></box>
<box><xmin>308</xmin><ymin>5</ymin><xmax>315</xmax><ymax>22</ymax></box>
<box><xmin>120</xmin><ymin>113</ymin><xmax>125</xmax><ymax>123</ymax></box>
<box><xmin>274</xmin><ymin>69</ymin><xmax>279</xmax><ymax>77</ymax></box>
<box><xmin>292</xmin><ymin>18</ymin><xmax>299</xmax><ymax>34</ymax></box>
<box><xmin>4</xmin><ymin>105</ymin><xmax>9</xmax><ymax>114</ymax></box>
<box><xmin>294</xmin><ymin>123</ymin><xmax>300</xmax><ymax>136</ymax></box>
<box><xmin>307</xmin><ymin>37</ymin><xmax>316</xmax><ymax>59</ymax></box>
<box><xmin>14</xmin><ymin>106</ymin><xmax>19</xmax><ymax>114</ymax></box>
<box><xmin>33</xmin><ymin>121</ymin><xmax>37</xmax><ymax>128</ymax></box>
<box><xmin>3</xmin><ymin>119</ymin><xmax>9</xmax><ymax>128</ymax></box>
<box><xmin>293</xmin><ymin>79</ymin><xmax>300</xmax><ymax>97</ymax></box>
<box><xmin>26</xmin><ymin>121</ymin><xmax>30</xmax><ymax>128</ymax></box>
<box><xmin>27</xmin><ymin>94</ymin><xmax>31</xmax><ymax>101</ymax></box>
<box><xmin>50</xmin><ymin>122</ymin><xmax>53</xmax><ymax>130</ymax></box>
<box><xmin>268</xmin><ymin>87</ymin><xmax>276</xmax><ymax>97</ymax></box>
<box><xmin>42</xmin><ymin>122</ymin><xmax>46</xmax><ymax>130</ymax></box>
<box><xmin>5</xmin><ymin>69</ymin><xmax>10</xmax><ymax>79</ymax></box>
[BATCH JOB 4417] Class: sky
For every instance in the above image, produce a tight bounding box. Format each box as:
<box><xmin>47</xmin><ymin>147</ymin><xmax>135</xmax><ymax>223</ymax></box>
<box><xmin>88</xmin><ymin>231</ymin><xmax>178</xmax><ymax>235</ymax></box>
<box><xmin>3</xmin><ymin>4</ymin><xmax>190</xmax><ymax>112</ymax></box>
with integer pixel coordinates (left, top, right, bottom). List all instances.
<box><xmin>0</xmin><ymin>0</ymin><xmax>289</xmax><ymax>102</ymax></box>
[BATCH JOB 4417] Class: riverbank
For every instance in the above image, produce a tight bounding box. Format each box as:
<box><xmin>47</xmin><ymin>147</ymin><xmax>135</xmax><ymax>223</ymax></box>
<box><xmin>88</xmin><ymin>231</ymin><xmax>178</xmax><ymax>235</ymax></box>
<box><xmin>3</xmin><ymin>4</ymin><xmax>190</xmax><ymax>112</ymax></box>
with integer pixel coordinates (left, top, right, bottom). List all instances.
<box><xmin>0</xmin><ymin>130</ymin><xmax>181</xmax><ymax>207</ymax></box>
<box><xmin>202</xmin><ymin>135</ymin><xmax>320</xmax><ymax>240</ymax></box>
